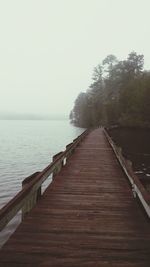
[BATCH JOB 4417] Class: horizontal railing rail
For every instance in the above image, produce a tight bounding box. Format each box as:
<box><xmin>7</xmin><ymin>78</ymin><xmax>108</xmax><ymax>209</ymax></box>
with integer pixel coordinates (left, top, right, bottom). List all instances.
<box><xmin>104</xmin><ymin>128</ymin><xmax>150</xmax><ymax>218</ymax></box>
<box><xmin>0</xmin><ymin>129</ymin><xmax>89</xmax><ymax>231</ymax></box>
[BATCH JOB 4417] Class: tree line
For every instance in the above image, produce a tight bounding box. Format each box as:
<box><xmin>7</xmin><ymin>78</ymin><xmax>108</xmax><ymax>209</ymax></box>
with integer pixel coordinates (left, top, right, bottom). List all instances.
<box><xmin>70</xmin><ymin>52</ymin><xmax>150</xmax><ymax>128</ymax></box>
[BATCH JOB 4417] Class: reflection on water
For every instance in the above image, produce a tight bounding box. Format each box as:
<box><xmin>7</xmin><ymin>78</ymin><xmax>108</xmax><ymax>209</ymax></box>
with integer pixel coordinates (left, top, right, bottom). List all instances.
<box><xmin>108</xmin><ymin>127</ymin><xmax>150</xmax><ymax>191</ymax></box>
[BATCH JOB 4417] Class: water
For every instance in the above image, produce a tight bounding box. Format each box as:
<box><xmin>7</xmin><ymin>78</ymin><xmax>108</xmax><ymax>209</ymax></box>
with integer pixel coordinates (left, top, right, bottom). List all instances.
<box><xmin>108</xmin><ymin>128</ymin><xmax>150</xmax><ymax>187</ymax></box>
<box><xmin>0</xmin><ymin>119</ymin><xmax>85</xmax><ymax>207</ymax></box>
<box><xmin>0</xmin><ymin>119</ymin><xmax>85</xmax><ymax>246</ymax></box>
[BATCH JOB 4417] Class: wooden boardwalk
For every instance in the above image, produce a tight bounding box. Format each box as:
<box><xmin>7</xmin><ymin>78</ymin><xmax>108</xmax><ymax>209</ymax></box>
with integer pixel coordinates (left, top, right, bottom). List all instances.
<box><xmin>0</xmin><ymin>128</ymin><xmax>150</xmax><ymax>266</ymax></box>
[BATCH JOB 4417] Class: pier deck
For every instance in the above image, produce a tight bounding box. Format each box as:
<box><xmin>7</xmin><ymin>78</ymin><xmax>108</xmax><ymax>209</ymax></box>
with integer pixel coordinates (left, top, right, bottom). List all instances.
<box><xmin>0</xmin><ymin>128</ymin><xmax>150</xmax><ymax>266</ymax></box>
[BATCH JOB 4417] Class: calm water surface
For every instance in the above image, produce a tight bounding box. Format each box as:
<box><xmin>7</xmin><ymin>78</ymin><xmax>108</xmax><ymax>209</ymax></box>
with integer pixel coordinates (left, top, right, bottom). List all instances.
<box><xmin>0</xmin><ymin>120</ymin><xmax>85</xmax><ymax>246</ymax></box>
<box><xmin>108</xmin><ymin>128</ymin><xmax>150</xmax><ymax>179</ymax></box>
<box><xmin>0</xmin><ymin>120</ymin><xmax>85</xmax><ymax>207</ymax></box>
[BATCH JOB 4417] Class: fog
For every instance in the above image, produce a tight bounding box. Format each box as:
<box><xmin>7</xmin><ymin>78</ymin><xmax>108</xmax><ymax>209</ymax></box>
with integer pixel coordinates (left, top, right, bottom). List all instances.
<box><xmin>0</xmin><ymin>0</ymin><xmax>150</xmax><ymax>118</ymax></box>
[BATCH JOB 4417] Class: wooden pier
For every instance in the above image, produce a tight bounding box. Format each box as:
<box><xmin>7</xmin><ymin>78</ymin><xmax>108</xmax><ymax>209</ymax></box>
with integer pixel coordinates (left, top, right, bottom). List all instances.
<box><xmin>0</xmin><ymin>128</ymin><xmax>150</xmax><ymax>266</ymax></box>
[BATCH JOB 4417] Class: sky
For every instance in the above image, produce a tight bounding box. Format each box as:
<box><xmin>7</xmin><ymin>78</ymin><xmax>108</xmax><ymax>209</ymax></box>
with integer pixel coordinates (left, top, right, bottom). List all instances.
<box><xmin>0</xmin><ymin>0</ymin><xmax>150</xmax><ymax>118</ymax></box>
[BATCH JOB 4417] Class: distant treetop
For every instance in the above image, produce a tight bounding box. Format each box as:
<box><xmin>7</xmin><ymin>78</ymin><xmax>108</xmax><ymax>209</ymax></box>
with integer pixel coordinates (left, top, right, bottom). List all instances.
<box><xmin>70</xmin><ymin>51</ymin><xmax>150</xmax><ymax>128</ymax></box>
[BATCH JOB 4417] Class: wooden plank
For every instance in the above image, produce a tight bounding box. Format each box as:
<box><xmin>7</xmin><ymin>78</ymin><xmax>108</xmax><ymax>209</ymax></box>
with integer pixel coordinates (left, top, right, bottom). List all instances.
<box><xmin>0</xmin><ymin>128</ymin><xmax>150</xmax><ymax>267</ymax></box>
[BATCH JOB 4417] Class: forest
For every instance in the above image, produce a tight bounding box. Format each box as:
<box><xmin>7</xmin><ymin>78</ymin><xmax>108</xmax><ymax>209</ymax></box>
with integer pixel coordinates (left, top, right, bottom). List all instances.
<box><xmin>70</xmin><ymin>52</ymin><xmax>150</xmax><ymax>128</ymax></box>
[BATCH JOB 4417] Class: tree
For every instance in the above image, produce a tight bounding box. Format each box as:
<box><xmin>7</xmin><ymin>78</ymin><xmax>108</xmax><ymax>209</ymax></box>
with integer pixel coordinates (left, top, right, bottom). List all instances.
<box><xmin>70</xmin><ymin>51</ymin><xmax>150</xmax><ymax>128</ymax></box>
<box><xmin>102</xmin><ymin>54</ymin><xmax>118</xmax><ymax>76</ymax></box>
<box><xmin>71</xmin><ymin>92</ymin><xmax>92</xmax><ymax>127</ymax></box>
<box><xmin>92</xmin><ymin>64</ymin><xmax>103</xmax><ymax>82</ymax></box>
<box><xmin>127</xmin><ymin>51</ymin><xmax>144</xmax><ymax>77</ymax></box>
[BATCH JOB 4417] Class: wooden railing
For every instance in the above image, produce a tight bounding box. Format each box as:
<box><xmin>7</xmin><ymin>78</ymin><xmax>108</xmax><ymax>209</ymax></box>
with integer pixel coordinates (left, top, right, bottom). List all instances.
<box><xmin>104</xmin><ymin>128</ymin><xmax>150</xmax><ymax>218</ymax></box>
<box><xmin>0</xmin><ymin>129</ymin><xmax>89</xmax><ymax>231</ymax></box>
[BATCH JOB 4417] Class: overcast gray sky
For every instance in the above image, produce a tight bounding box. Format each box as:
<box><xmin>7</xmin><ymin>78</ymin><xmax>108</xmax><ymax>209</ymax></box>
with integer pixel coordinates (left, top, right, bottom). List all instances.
<box><xmin>0</xmin><ymin>0</ymin><xmax>150</xmax><ymax>117</ymax></box>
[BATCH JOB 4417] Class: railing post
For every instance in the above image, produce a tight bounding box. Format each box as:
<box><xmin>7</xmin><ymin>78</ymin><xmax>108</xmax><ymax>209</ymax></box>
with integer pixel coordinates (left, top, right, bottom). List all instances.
<box><xmin>22</xmin><ymin>172</ymin><xmax>41</xmax><ymax>220</ymax></box>
<box><xmin>65</xmin><ymin>143</ymin><xmax>74</xmax><ymax>161</ymax></box>
<box><xmin>52</xmin><ymin>152</ymin><xmax>64</xmax><ymax>177</ymax></box>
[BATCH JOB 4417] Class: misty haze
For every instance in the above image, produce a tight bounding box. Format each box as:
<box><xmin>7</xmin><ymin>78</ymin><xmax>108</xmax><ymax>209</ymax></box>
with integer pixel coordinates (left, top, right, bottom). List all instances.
<box><xmin>0</xmin><ymin>0</ymin><xmax>150</xmax><ymax>265</ymax></box>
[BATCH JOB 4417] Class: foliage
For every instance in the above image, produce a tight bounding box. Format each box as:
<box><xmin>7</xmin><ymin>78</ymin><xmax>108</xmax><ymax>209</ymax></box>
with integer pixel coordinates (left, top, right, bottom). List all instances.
<box><xmin>70</xmin><ymin>51</ymin><xmax>150</xmax><ymax>128</ymax></box>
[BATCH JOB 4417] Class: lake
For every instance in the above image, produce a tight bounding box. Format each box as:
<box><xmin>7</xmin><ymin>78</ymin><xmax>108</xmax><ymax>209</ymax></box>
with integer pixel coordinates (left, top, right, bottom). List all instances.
<box><xmin>0</xmin><ymin>119</ymin><xmax>85</xmax><ymax>208</ymax></box>
<box><xmin>108</xmin><ymin>127</ymin><xmax>150</xmax><ymax>183</ymax></box>
<box><xmin>0</xmin><ymin>119</ymin><xmax>85</xmax><ymax>247</ymax></box>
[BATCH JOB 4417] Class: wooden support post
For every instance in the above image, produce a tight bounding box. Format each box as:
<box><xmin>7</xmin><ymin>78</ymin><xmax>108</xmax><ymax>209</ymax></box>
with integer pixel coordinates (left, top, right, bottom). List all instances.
<box><xmin>52</xmin><ymin>152</ymin><xmax>64</xmax><ymax>177</ymax></box>
<box><xmin>65</xmin><ymin>143</ymin><xmax>74</xmax><ymax>161</ymax></box>
<box><xmin>22</xmin><ymin>172</ymin><xmax>41</xmax><ymax>220</ymax></box>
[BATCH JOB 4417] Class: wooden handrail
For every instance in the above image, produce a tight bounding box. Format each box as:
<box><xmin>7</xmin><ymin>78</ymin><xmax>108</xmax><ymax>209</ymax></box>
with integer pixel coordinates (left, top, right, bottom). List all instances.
<box><xmin>104</xmin><ymin>128</ymin><xmax>150</xmax><ymax>218</ymax></box>
<box><xmin>0</xmin><ymin>129</ymin><xmax>89</xmax><ymax>231</ymax></box>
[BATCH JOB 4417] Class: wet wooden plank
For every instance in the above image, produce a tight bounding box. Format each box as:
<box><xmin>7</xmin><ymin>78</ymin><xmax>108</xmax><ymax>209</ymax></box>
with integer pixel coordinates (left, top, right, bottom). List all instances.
<box><xmin>0</xmin><ymin>128</ymin><xmax>150</xmax><ymax>266</ymax></box>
